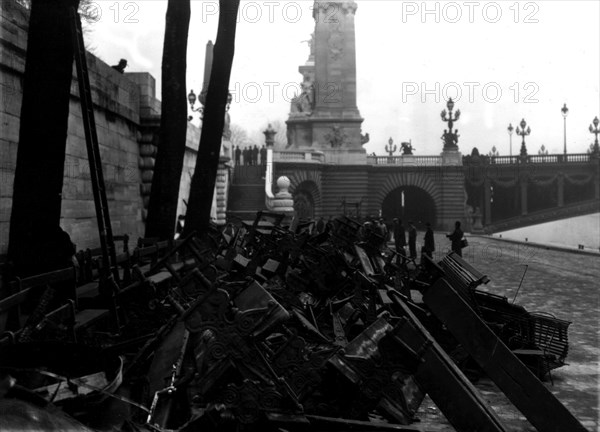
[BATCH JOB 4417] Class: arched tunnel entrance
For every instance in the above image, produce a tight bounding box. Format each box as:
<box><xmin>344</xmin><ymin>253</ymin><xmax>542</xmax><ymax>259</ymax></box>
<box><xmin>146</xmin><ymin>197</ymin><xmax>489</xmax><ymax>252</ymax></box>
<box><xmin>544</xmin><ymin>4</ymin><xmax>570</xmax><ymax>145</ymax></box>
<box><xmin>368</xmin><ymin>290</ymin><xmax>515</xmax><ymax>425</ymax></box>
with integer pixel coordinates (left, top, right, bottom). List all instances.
<box><xmin>293</xmin><ymin>189</ymin><xmax>315</xmax><ymax>220</ymax></box>
<box><xmin>381</xmin><ymin>186</ymin><xmax>437</xmax><ymax>229</ymax></box>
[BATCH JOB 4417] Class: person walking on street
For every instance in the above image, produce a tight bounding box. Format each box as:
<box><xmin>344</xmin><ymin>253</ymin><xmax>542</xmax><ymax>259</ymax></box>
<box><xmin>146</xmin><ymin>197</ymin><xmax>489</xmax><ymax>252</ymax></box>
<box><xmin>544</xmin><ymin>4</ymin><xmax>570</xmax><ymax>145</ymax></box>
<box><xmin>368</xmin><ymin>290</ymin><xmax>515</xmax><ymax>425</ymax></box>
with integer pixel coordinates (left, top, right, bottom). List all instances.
<box><xmin>252</xmin><ymin>145</ymin><xmax>259</xmax><ymax>166</ymax></box>
<box><xmin>408</xmin><ymin>221</ymin><xmax>417</xmax><ymax>260</ymax></box>
<box><xmin>423</xmin><ymin>222</ymin><xmax>435</xmax><ymax>260</ymax></box>
<box><xmin>394</xmin><ymin>218</ymin><xmax>406</xmax><ymax>256</ymax></box>
<box><xmin>446</xmin><ymin>220</ymin><xmax>464</xmax><ymax>257</ymax></box>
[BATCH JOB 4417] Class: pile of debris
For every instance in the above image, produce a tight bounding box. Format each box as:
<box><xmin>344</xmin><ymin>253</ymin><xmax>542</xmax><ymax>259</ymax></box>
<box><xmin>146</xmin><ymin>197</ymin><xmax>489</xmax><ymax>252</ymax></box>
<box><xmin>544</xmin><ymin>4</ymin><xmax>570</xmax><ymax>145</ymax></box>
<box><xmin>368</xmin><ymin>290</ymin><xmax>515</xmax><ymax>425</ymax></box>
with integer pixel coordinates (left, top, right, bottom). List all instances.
<box><xmin>0</xmin><ymin>212</ymin><xmax>587</xmax><ymax>432</ymax></box>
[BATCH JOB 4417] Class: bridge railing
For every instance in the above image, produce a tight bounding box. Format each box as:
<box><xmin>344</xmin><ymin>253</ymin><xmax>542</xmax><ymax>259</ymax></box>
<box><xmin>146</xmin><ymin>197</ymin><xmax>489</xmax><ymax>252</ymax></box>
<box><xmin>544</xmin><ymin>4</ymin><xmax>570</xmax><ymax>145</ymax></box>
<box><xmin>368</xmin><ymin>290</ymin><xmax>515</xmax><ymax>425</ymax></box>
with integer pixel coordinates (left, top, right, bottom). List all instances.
<box><xmin>464</xmin><ymin>153</ymin><xmax>596</xmax><ymax>165</ymax></box>
<box><xmin>366</xmin><ymin>155</ymin><xmax>442</xmax><ymax>166</ymax></box>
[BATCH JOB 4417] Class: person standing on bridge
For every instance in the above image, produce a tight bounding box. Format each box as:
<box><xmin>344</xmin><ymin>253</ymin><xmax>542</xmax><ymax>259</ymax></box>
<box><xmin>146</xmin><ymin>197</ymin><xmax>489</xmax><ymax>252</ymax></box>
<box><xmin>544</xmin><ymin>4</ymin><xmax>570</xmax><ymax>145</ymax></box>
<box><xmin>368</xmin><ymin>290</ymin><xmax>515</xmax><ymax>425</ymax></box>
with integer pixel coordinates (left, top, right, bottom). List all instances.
<box><xmin>234</xmin><ymin>145</ymin><xmax>241</xmax><ymax>165</ymax></box>
<box><xmin>446</xmin><ymin>220</ymin><xmax>464</xmax><ymax>257</ymax></box>
<box><xmin>260</xmin><ymin>145</ymin><xmax>267</xmax><ymax>166</ymax></box>
<box><xmin>408</xmin><ymin>221</ymin><xmax>417</xmax><ymax>260</ymax></box>
<box><xmin>252</xmin><ymin>145</ymin><xmax>259</xmax><ymax>166</ymax></box>
<box><xmin>242</xmin><ymin>146</ymin><xmax>249</xmax><ymax>165</ymax></box>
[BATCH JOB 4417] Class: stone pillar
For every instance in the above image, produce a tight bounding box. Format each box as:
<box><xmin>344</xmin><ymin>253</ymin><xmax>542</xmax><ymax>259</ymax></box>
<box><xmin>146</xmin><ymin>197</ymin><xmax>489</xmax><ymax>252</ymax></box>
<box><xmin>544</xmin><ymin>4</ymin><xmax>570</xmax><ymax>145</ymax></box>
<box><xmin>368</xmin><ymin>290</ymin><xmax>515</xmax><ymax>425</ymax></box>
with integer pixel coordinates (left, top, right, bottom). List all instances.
<box><xmin>484</xmin><ymin>178</ymin><xmax>492</xmax><ymax>225</ymax></box>
<box><xmin>557</xmin><ymin>173</ymin><xmax>564</xmax><ymax>207</ymax></box>
<box><xmin>520</xmin><ymin>175</ymin><xmax>528</xmax><ymax>216</ymax></box>
<box><xmin>286</xmin><ymin>0</ymin><xmax>365</xmax><ymax>154</ymax></box>
<box><xmin>313</xmin><ymin>1</ymin><xmax>359</xmax><ymax>115</ymax></box>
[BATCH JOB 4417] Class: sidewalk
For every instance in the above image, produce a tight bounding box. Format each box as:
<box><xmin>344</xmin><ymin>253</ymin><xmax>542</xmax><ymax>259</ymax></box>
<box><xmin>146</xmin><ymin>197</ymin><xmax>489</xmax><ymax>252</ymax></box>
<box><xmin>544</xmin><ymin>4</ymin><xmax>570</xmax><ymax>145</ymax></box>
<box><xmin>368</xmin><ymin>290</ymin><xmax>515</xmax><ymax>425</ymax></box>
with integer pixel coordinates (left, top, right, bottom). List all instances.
<box><xmin>468</xmin><ymin>233</ymin><xmax>600</xmax><ymax>257</ymax></box>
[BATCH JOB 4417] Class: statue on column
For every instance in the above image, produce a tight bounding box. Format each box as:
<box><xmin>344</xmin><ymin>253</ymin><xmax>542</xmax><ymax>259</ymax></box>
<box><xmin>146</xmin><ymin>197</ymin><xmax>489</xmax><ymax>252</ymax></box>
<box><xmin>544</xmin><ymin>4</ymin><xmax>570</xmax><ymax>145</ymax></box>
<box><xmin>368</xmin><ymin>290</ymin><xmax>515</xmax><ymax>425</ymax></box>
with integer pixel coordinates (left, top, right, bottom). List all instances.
<box><xmin>291</xmin><ymin>74</ymin><xmax>314</xmax><ymax>116</ymax></box>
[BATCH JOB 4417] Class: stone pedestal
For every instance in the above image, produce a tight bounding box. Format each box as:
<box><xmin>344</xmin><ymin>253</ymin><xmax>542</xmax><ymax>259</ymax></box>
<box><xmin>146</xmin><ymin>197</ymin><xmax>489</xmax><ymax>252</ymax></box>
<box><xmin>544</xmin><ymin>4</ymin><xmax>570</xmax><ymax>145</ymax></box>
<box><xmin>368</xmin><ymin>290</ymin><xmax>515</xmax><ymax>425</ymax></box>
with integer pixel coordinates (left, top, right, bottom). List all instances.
<box><xmin>472</xmin><ymin>207</ymin><xmax>484</xmax><ymax>233</ymax></box>
<box><xmin>441</xmin><ymin>150</ymin><xmax>463</xmax><ymax>166</ymax></box>
<box><xmin>320</xmin><ymin>148</ymin><xmax>366</xmax><ymax>164</ymax></box>
<box><xmin>270</xmin><ymin>176</ymin><xmax>294</xmax><ymax>224</ymax></box>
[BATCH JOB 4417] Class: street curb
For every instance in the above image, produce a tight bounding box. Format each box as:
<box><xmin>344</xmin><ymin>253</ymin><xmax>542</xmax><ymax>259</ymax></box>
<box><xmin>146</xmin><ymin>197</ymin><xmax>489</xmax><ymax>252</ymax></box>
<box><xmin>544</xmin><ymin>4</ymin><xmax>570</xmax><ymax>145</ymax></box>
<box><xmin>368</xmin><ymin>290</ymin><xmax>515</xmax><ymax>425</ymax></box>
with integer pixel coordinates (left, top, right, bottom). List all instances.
<box><xmin>467</xmin><ymin>234</ymin><xmax>600</xmax><ymax>257</ymax></box>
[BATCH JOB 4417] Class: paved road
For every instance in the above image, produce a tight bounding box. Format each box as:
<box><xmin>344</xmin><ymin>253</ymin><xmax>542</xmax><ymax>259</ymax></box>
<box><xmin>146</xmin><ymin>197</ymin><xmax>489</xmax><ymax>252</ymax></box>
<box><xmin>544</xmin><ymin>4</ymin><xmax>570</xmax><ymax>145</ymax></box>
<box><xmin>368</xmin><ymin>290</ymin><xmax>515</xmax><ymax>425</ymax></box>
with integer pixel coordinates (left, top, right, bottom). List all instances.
<box><xmin>412</xmin><ymin>234</ymin><xmax>599</xmax><ymax>431</ymax></box>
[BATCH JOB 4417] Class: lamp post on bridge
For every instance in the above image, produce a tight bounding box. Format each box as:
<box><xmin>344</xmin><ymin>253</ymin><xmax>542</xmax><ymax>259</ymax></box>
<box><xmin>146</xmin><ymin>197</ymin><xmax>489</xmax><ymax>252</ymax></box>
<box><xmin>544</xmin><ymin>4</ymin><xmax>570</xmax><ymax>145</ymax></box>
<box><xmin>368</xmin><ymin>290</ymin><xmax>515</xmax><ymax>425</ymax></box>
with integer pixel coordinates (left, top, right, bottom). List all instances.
<box><xmin>441</xmin><ymin>98</ymin><xmax>461</xmax><ymax>151</ymax></box>
<box><xmin>516</xmin><ymin>118</ymin><xmax>531</xmax><ymax>158</ymax></box>
<box><xmin>507</xmin><ymin>123</ymin><xmax>514</xmax><ymax>157</ymax></box>
<box><xmin>385</xmin><ymin>137</ymin><xmax>397</xmax><ymax>156</ymax></box>
<box><xmin>488</xmin><ymin>146</ymin><xmax>499</xmax><ymax>157</ymax></box>
<box><xmin>385</xmin><ymin>137</ymin><xmax>397</xmax><ymax>164</ymax></box>
<box><xmin>590</xmin><ymin>116</ymin><xmax>600</xmax><ymax>155</ymax></box>
<box><xmin>561</xmin><ymin>103</ymin><xmax>569</xmax><ymax>157</ymax></box>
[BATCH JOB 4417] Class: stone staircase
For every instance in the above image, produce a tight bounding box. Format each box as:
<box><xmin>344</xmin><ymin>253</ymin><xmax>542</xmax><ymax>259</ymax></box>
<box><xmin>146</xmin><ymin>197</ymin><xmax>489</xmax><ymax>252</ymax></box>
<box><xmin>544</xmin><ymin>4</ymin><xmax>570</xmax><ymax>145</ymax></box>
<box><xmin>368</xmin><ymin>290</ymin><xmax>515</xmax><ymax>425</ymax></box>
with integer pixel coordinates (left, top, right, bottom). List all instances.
<box><xmin>227</xmin><ymin>165</ymin><xmax>268</xmax><ymax>222</ymax></box>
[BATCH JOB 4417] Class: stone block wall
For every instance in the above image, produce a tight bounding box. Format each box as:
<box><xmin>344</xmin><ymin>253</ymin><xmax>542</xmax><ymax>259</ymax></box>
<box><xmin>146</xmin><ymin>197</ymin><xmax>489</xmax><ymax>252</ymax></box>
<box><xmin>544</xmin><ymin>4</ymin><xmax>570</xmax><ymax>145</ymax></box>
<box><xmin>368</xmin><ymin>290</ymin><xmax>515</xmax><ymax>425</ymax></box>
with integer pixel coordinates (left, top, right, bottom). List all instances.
<box><xmin>0</xmin><ymin>0</ymin><xmax>203</xmax><ymax>253</ymax></box>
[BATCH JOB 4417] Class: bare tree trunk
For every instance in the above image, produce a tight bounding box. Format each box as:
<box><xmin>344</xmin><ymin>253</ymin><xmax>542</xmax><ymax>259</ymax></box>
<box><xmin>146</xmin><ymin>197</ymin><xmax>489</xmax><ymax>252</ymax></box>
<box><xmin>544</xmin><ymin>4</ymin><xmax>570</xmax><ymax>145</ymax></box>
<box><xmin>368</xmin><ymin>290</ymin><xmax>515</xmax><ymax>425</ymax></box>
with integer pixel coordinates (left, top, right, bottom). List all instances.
<box><xmin>144</xmin><ymin>0</ymin><xmax>191</xmax><ymax>240</ymax></box>
<box><xmin>8</xmin><ymin>0</ymin><xmax>80</xmax><ymax>277</ymax></box>
<box><xmin>183</xmin><ymin>0</ymin><xmax>240</xmax><ymax>236</ymax></box>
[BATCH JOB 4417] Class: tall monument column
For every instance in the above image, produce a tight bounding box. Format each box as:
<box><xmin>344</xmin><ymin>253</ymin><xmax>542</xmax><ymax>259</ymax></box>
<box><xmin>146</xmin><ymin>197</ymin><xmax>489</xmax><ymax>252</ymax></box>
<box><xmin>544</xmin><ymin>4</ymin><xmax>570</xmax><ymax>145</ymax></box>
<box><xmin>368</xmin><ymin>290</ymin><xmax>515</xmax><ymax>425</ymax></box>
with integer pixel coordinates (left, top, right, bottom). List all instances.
<box><xmin>313</xmin><ymin>1</ymin><xmax>359</xmax><ymax>117</ymax></box>
<box><xmin>286</xmin><ymin>1</ymin><xmax>368</xmax><ymax>162</ymax></box>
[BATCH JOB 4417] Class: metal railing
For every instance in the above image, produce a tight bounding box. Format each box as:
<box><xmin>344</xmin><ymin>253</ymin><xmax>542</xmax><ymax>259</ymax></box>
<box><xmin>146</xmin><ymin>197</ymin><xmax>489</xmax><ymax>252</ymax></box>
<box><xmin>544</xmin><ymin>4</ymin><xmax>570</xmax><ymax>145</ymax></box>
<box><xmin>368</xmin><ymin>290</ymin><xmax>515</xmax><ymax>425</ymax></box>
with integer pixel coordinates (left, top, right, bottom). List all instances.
<box><xmin>464</xmin><ymin>153</ymin><xmax>595</xmax><ymax>165</ymax></box>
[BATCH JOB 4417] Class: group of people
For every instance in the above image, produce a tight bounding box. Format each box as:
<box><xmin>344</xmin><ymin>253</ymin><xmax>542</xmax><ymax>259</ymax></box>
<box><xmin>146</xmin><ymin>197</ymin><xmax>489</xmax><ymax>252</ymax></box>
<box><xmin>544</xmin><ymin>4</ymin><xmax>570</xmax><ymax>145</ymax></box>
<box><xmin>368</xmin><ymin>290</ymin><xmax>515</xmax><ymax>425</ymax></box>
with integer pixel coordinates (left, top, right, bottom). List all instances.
<box><xmin>391</xmin><ymin>219</ymin><xmax>468</xmax><ymax>262</ymax></box>
<box><xmin>392</xmin><ymin>219</ymin><xmax>435</xmax><ymax>261</ymax></box>
<box><xmin>235</xmin><ymin>145</ymin><xmax>267</xmax><ymax>166</ymax></box>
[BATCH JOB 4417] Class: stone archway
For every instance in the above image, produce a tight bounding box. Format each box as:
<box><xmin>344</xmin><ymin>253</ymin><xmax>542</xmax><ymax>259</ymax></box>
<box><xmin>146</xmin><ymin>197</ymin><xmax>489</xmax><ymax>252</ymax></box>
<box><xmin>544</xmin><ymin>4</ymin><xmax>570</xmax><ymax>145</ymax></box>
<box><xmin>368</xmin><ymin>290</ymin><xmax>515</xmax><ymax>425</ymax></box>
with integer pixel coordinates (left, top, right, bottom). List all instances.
<box><xmin>381</xmin><ymin>186</ymin><xmax>437</xmax><ymax>229</ymax></box>
<box><xmin>293</xmin><ymin>189</ymin><xmax>314</xmax><ymax>220</ymax></box>
<box><xmin>291</xmin><ymin>180</ymin><xmax>320</xmax><ymax>220</ymax></box>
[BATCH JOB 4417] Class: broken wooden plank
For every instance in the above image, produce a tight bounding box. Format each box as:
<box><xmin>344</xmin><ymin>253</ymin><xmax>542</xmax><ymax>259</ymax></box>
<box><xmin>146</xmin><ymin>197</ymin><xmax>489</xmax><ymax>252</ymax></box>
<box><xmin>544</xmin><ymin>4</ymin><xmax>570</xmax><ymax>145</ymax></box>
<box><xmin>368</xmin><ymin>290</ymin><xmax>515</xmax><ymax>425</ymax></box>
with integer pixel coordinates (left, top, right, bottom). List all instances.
<box><xmin>423</xmin><ymin>278</ymin><xmax>587</xmax><ymax>432</ymax></box>
<box><xmin>388</xmin><ymin>291</ymin><xmax>508</xmax><ymax>432</ymax></box>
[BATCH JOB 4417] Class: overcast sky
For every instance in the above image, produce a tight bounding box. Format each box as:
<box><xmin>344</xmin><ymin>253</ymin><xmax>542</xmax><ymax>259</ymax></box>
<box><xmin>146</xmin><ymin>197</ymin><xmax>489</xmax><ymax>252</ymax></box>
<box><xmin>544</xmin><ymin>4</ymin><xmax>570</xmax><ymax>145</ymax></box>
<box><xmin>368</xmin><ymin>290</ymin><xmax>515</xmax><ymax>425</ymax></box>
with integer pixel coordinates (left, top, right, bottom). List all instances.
<box><xmin>86</xmin><ymin>0</ymin><xmax>600</xmax><ymax>156</ymax></box>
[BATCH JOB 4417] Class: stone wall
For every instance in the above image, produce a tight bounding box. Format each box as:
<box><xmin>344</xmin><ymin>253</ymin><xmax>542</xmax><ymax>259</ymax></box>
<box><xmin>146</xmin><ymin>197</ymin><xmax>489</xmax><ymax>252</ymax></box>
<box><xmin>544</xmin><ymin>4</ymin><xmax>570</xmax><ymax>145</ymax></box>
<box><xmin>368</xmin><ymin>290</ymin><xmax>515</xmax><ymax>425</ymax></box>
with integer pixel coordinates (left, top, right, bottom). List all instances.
<box><xmin>0</xmin><ymin>0</ymin><xmax>200</xmax><ymax>253</ymax></box>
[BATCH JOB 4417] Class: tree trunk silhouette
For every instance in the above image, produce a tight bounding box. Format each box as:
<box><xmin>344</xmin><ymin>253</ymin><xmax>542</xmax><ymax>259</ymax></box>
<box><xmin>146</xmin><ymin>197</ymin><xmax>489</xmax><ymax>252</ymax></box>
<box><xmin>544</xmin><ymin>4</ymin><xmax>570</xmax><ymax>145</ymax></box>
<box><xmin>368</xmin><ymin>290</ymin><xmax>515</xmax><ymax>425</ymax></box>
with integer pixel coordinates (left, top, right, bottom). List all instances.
<box><xmin>8</xmin><ymin>0</ymin><xmax>80</xmax><ymax>277</ymax></box>
<box><xmin>144</xmin><ymin>0</ymin><xmax>190</xmax><ymax>240</ymax></box>
<box><xmin>183</xmin><ymin>0</ymin><xmax>240</xmax><ymax>236</ymax></box>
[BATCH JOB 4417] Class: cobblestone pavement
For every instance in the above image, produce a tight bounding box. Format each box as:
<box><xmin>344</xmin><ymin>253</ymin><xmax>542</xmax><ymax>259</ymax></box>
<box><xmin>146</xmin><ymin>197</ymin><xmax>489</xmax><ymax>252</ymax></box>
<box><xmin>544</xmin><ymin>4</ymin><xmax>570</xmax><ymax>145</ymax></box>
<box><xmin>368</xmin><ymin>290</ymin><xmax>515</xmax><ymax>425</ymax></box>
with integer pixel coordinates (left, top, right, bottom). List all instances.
<box><xmin>412</xmin><ymin>234</ymin><xmax>599</xmax><ymax>431</ymax></box>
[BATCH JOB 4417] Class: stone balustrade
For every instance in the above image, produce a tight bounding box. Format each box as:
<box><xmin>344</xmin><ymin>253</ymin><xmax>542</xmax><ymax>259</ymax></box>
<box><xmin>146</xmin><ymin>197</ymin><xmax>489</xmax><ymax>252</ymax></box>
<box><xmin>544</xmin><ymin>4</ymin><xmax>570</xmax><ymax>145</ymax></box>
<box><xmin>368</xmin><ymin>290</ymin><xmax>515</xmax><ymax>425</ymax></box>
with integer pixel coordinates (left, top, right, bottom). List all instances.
<box><xmin>367</xmin><ymin>155</ymin><xmax>443</xmax><ymax>166</ymax></box>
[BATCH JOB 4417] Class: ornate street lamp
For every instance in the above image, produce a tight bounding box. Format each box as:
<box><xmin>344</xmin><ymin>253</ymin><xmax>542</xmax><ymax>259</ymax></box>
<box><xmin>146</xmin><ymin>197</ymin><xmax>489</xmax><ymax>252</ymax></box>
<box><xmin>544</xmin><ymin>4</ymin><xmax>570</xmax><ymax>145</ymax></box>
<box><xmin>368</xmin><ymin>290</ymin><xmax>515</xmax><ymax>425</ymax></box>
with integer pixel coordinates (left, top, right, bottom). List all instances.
<box><xmin>188</xmin><ymin>89</ymin><xmax>203</xmax><ymax>120</ymax></box>
<box><xmin>488</xmin><ymin>146</ymin><xmax>499</xmax><ymax>157</ymax></box>
<box><xmin>441</xmin><ymin>98</ymin><xmax>461</xmax><ymax>151</ymax></box>
<box><xmin>188</xmin><ymin>89</ymin><xmax>233</xmax><ymax>121</ymax></box>
<box><xmin>516</xmin><ymin>118</ymin><xmax>531</xmax><ymax>156</ymax></box>
<box><xmin>538</xmin><ymin>144</ymin><xmax>548</xmax><ymax>155</ymax></box>
<box><xmin>590</xmin><ymin>116</ymin><xmax>600</xmax><ymax>155</ymax></box>
<box><xmin>507</xmin><ymin>123</ymin><xmax>514</xmax><ymax>157</ymax></box>
<box><xmin>561</xmin><ymin>103</ymin><xmax>569</xmax><ymax>156</ymax></box>
<box><xmin>385</xmin><ymin>137</ymin><xmax>397</xmax><ymax>156</ymax></box>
